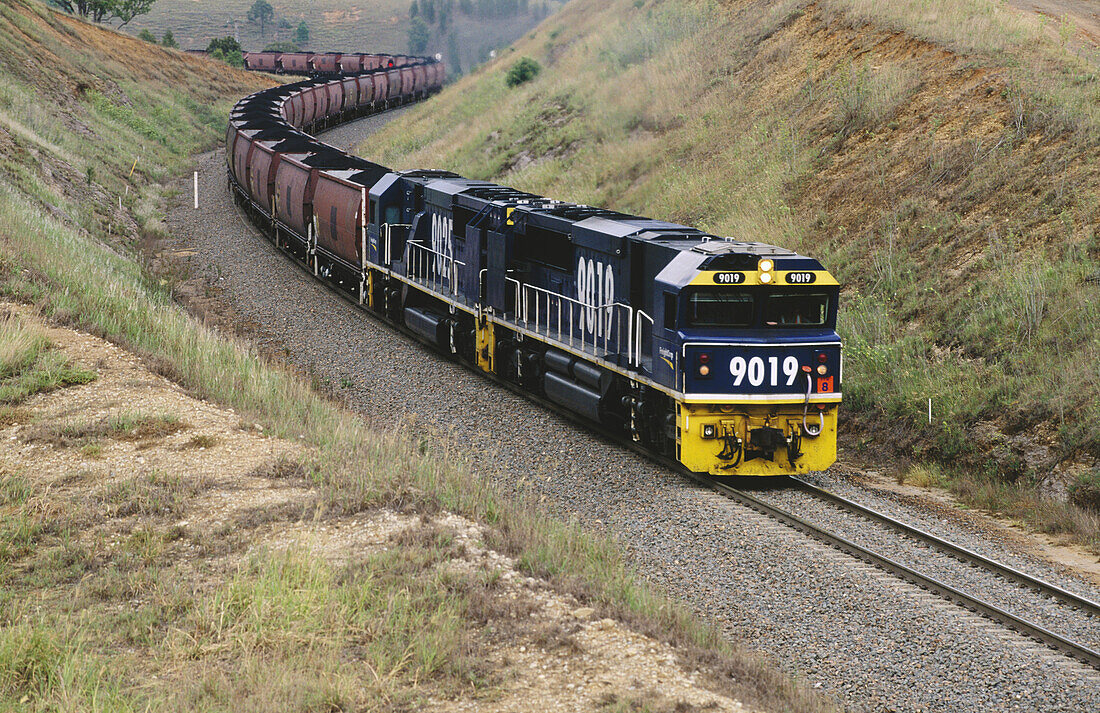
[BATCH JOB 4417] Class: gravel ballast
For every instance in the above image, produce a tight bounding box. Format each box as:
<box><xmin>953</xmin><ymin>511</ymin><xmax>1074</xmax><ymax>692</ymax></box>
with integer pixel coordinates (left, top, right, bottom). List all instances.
<box><xmin>164</xmin><ymin>111</ymin><xmax>1100</xmax><ymax>713</ymax></box>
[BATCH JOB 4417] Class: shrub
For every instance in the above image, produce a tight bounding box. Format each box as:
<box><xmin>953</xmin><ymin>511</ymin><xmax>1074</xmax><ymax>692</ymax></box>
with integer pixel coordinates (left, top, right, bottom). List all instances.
<box><xmin>505</xmin><ymin>57</ymin><xmax>540</xmax><ymax>87</ymax></box>
<box><xmin>1069</xmin><ymin>470</ymin><xmax>1100</xmax><ymax>511</ymax></box>
<box><xmin>263</xmin><ymin>41</ymin><xmax>300</xmax><ymax>53</ymax></box>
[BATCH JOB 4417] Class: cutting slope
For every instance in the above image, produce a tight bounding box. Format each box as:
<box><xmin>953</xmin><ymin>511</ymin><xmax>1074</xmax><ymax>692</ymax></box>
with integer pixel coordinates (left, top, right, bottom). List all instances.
<box><xmin>366</xmin><ymin>0</ymin><xmax>1100</xmax><ymax>517</ymax></box>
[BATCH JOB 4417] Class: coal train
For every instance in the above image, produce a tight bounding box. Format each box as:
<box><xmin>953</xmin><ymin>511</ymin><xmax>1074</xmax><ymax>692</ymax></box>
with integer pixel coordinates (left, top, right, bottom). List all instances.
<box><xmin>227</xmin><ymin>51</ymin><xmax>842</xmax><ymax>476</ymax></box>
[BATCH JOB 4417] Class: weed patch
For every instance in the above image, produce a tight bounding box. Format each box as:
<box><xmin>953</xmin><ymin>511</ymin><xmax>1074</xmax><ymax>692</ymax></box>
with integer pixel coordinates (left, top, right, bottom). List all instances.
<box><xmin>0</xmin><ymin>311</ymin><xmax>95</xmax><ymax>404</ymax></box>
<box><xmin>23</xmin><ymin>411</ymin><xmax>186</xmax><ymax>448</ymax></box>
<box><xmin>95</xmin><ymin>470</ymin><xmax>209</xmax><ymax>519</ymax></box>
<box><xmin>247</xmin><ymin>453</ymin><xmax>308</xmax><ymax>481</ymax></box>
<box><xmin>181</xmin><ymin>433</ymin><xmax>218</xmax><ymax>449</ymax></box>
<box><xmin>0</xmin><ymin>471</ymin><xmax>31</xmax><ymax>506</ymax></box>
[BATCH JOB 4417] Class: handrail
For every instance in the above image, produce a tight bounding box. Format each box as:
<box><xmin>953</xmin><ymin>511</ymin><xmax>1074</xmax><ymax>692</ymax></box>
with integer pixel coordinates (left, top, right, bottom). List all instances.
<box><xmin>502</xmin><ymin>277</ymin><xmax>634</xmax><ymax>360</ymax></box>
<box><xmin>634</xmin><ymin>310</ymin><xmax>653</xmax><ymax>368</ymax></box>
<box><xmin>406</xmin><ymin>241</ymin><xmax>465</xmax><ymax>296</ymax></box>
<box><xmin>505</xmin><ymin>276</ymin><xmax>523</xmax><ymax>315</ymax></box>
<box><xmin>380</xmin><ymin>222</ymin><xmax>410</xmax><ymax>266</ymax></box>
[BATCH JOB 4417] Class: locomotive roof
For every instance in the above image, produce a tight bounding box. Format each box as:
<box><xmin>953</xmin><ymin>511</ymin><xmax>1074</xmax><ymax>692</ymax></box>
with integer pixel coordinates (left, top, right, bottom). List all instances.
<box><xmin>401</xmin><ymin>173</ymin><xmax>821</xmax><ymax>265</ymax></box>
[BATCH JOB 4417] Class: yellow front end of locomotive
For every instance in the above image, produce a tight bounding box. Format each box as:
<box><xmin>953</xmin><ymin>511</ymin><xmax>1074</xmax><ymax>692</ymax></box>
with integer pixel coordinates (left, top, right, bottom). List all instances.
<box><xmin>677</xmin><ymin>402</ymin><xmax>838</xmax><ymax>476</ymax></box>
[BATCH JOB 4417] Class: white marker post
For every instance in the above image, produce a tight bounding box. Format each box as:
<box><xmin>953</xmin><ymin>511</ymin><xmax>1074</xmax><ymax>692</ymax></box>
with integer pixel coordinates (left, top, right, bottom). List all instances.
<box><xmin>193</xmin><ymin>171</ymin><xmax>199</xmax><ymax>209</ymax></box>
<box><xmin>928</xmin><ymin>398</ymin><xmax>932</xmax><ymax>425</ymax></box>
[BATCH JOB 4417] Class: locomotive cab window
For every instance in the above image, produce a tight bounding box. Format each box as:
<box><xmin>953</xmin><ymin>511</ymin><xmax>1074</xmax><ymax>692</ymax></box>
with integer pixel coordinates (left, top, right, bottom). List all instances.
<box><xmin>663</xmin><ymin>293</ymin><xmax>677</xmax><ymax>330</ymax></box>
<box><xmin>686</xmin><ymin>289</ymin><xmax>753</xmax><ymax>328</ymax></box>
<box><xmin>763</xmin><ymin>291</ymin><xmax>831</xmax><ymax>327</ymax></box>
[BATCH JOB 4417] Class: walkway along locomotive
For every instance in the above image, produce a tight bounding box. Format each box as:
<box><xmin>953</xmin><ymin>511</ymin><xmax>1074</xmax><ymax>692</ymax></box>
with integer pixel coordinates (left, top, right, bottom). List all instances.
<box><xmin>228</xmin><ymin>52</ymin><xmax>842</xmax><ymax>476</ymax></box>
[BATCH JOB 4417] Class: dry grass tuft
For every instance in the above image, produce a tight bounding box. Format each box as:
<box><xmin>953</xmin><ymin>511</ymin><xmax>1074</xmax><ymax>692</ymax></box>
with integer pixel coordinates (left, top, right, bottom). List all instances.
<box><xmin>247</xmin><ymin>453</ymin><xmax>309</xmax><ymax>481</ymax></box>
<box><xmin>180</xmin><ymin>433</ymin><xmax>218</xmax><ymax>449</ymax></box>
<box><xmin>94</xmin><ymin>470</ymin><xmax>211</xmax><ymax>519</ymax></box>
<box><xmin>22</xmin><ymin>411</ymin><xmax>186</xmax><ymax>447</ymax></box>
<box><xmin>0</xmin><ymin>310</ymin><xmax>48</xmax><ymax>379</ymax></box>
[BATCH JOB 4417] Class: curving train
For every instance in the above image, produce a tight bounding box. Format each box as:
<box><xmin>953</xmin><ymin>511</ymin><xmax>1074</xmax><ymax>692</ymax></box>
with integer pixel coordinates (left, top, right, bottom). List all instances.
<box><xmin>227</xmin><ymin>51</ymin><xmax>842</xmax><ymax>476</ymax></box>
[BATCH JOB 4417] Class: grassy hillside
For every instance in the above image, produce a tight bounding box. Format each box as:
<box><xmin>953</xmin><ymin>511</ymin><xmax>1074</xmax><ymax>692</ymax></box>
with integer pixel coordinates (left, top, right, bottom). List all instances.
<box><xmin>0</xmin><ymin>2</ymin><xmax>832</xmax><ymax>710</ymax></box>
<box><xmin>122</xmin><ymin>0</ymin><xmax>564</xmax><ymax>76</ymax></box>
<box><xmin>364</xmin><ymin>0</ymin><xmax>1100</xmax><ymax>540</ymax></box>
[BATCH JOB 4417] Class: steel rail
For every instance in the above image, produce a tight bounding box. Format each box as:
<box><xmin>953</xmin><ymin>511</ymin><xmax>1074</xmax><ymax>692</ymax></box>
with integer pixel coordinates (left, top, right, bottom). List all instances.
<box><xmin>790</xmin><ymin>477</ymin><xmax>1100</xmax><ymax>618</ymax></box>
<box><xmin>690</xmin><ymin>474</ymin><xmax>1100</xmax><ymax>670</ymax></box>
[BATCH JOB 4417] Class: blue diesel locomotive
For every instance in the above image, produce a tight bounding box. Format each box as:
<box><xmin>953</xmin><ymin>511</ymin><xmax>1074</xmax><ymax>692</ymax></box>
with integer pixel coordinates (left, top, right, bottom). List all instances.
<box><xmin>228</xmin><ymin>56</ymin><xmax>842</xmax><ymax>476</ymax></box>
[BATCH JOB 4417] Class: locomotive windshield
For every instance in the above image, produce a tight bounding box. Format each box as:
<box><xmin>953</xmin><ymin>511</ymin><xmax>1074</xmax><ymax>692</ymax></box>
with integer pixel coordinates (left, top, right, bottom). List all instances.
<box><xmin>762</xmin><ymin>291</ymin><xmax>831</xmax><ymax>327</ymax></box>
<box><xmin>682</xmin><ymin>288</ymin><xmax>834</xmax><ymax>329</ymax></box>
<box><xmin>687</xmin><ymin>289</ymin><xmax>753</xmax><ymax>328</ymax></box>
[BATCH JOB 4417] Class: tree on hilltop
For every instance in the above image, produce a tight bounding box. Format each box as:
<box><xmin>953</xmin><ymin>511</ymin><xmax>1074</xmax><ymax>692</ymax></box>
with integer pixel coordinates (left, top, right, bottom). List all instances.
<box><xmin>112</xmin><ymin>0</ymin><xmax>156</xmax><ymax>27</ymax></box>
<box><xmin>295</xmin><ymin>21</ymin><xmax>309</xmax><ymax>45</ymax></box>
<box><xmin>207</xmin><ymin>36</ymin><xmax>242</xmax><ymax>54</ymax></box>
<box><xmin>247</xmin><ymin>0</ymin><xmax>275</xmax><ymax>37</ymax></box>
<box><xmin>161</xmin><ymin>30</ymin><xmax>178</xmax><ymax>48</ymax></box>
<box><xmin>207</xmin><ymin>36</ymin><xmax>244</xmax><ymax>67</ymax></box>
<box><xmin>408</xmin><ymin>16</ymin><xmax>429</xmax><ymax>53</ymax></box>
<box><xmin>49</xmin><ymin>0</ymin><xmax>157</xmax><ymax>27</ymax></box>
<box><xmin>263</xmin><ymin>41</ymin><xmax>300</xmax><ymax>53</ymax></box>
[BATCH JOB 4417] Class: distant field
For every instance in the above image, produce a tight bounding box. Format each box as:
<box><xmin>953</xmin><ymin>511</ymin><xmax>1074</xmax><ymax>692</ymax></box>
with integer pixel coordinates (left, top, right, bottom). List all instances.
<box><xmin>123</xmin><ymin>0</ymin><xmax>561</xmax><ymax>74</ymax></box>
<box><xmin>124</xmin><ymin>0</ymin><xmax>411</xmax><ymax>53</ymax></box>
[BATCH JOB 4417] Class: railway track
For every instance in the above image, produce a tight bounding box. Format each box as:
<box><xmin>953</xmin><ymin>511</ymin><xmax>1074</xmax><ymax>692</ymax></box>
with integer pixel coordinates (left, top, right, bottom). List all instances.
<box><xmin>790</xmin><ymin>476</ymin><xmax>1100</xmax><ymax>618</ymax></box>
<box><xmin>691</xmin><ymin>473</ymin><xmax>1100</xmax><ymax>670</ymax></box>
<box><xmin>224</xmin><ymin>80</ymin><xmax>1100</xmax><ymax>676</ymax></box>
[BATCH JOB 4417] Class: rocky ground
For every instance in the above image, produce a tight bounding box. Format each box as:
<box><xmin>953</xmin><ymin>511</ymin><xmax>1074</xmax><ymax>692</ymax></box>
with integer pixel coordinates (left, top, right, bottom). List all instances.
<box><xmin>155</xmin><ymin>111</ymin><xmax>1100</xmax><ymax>712</ymax></box>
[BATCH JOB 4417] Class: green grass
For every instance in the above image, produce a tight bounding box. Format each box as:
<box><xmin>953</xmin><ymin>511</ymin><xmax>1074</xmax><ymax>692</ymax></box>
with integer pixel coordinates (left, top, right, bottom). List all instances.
<box><xmin>900</xmin><ymin>462</ymin><xmax>1100</xmax><ymax>550</ymax></box>
<box><xmin>22</xmin><ymin>411</ymin><xmax>187</xmax><ymax>448</ymax></box>
<box><xmin>0</xmin><ymin>622</ymin><xmax>136</xmax><ymax>712</ymax></box>
<box><xmin>0</xmin><ymin>311</ymin><xmax>48</xmax><ymax>378</ymax></box>
<box><xmin>0</xmin><ymin>311</ymin><xmax>96</xmax><ymax>404</ymax></box>
<box><xmin>0</xmin><ymin>472</ymin><xmax>32</xmax><ymax>506</ymax></box>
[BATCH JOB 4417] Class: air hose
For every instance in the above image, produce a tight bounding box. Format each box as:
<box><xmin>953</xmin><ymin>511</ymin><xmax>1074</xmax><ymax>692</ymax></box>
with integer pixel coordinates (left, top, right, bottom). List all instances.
<box><xmin>718</xmin><ymin>433</ymin><xmax>743</xmax><ymax>467</ymax></box>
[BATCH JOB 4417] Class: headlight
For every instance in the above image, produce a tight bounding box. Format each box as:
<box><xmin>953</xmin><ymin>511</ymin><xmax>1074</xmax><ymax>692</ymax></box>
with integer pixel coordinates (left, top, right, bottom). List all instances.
<box><xmin>759</xmin><ymin>272</ymin><xmax>773</xmax><ymax>284</ymax></box>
